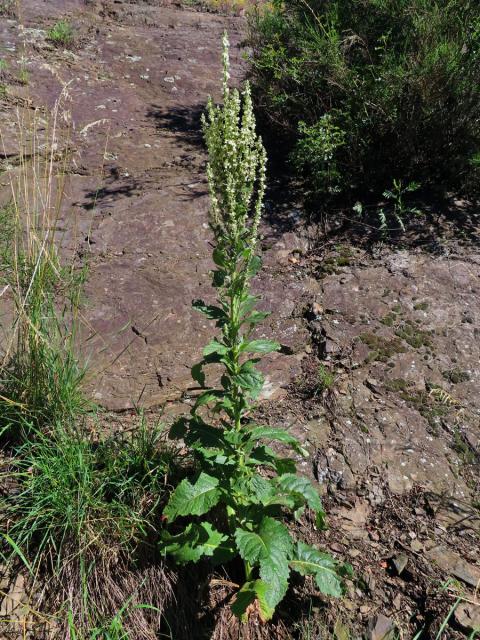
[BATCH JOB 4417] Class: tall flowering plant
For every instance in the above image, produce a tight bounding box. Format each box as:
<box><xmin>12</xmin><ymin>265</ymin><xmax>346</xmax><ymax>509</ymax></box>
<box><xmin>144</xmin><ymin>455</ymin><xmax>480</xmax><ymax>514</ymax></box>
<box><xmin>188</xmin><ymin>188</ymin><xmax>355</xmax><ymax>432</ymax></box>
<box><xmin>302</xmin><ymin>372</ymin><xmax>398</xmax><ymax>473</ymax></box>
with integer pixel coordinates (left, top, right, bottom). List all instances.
<box><xmin>161</xmin><ymin>33</ymin><xmax>349</xmax><ymax>622</ymax></box>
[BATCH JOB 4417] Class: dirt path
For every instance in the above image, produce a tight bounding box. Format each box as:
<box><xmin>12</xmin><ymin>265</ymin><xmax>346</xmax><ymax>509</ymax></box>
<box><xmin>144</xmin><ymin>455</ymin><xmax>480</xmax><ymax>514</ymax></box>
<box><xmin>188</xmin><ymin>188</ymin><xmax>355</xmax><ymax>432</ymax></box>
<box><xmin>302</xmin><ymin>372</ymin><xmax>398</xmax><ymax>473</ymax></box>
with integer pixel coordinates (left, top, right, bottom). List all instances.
<box><xmin>1</xmin><ymin>2</ymin><xmax>479</xmax><ymax>637</ymax></box>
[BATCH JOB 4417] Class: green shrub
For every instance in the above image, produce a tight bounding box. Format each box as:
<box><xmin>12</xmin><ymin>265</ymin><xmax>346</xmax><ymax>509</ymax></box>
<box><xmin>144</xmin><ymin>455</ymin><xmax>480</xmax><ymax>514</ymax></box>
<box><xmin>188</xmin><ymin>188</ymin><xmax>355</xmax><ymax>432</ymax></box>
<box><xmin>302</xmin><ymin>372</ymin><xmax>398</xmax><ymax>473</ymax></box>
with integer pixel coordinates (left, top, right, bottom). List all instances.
<box><xmin>249</xmin><ymin>0</ymin><xmax>480</xmax><ymax>203</ymax></box>
<box><xmin>160</xmin><ymin>33</ymin><xmax>349</xmax><ymax>623</ymax></box>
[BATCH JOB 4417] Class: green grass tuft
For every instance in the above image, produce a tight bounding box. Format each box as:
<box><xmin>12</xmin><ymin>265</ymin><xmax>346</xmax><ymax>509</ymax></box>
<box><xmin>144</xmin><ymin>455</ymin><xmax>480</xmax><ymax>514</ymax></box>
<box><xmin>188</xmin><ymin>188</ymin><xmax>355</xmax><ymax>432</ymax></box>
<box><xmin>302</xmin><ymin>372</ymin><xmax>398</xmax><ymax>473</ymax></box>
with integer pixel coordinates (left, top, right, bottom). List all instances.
<box><xmin>47</xmin><ymin>20</ymin><xmax>74</xmax><ymax>47</ymax></box>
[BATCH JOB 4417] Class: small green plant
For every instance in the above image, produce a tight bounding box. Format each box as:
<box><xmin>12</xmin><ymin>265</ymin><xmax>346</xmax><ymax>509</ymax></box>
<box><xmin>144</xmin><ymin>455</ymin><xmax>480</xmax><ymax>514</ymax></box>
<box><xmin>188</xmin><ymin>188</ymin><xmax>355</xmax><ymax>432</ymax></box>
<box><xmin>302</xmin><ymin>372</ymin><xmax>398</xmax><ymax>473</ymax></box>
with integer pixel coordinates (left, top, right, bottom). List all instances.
<box><xmin>18</xmin><ymin>67</ymin><xmax>29</xmax><ymax>85</ymax></box>
<box><xmin>161</xmin><ymin>33</ymin><xmax>349</xmax><ymax>623</ymax></box>
<box><xmin>377</xmin><ymin>179</ymin><xmax>422</xmax><ymax>233</ymax></box>
<box><xmin>293</xmin><ymin>115</ymin><xmax>345</xmax><ymax>195</ymax></box>
<box><xmin>47</xmin><ymin>20</ymin><xmax>74</xmax><ymax>47</ymax></box>
<box><xmin>317</xmin><ymin>364</ymin><xmax>335</xmax><ymax>393</ymax></box>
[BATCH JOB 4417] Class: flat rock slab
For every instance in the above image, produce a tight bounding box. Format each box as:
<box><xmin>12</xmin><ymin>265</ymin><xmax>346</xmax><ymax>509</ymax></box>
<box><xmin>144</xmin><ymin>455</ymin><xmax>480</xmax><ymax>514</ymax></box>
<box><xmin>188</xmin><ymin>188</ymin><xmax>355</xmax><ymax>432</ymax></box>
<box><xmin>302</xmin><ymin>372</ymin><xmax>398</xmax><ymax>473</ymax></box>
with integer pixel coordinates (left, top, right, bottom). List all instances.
<box><xmin>0</xmin><ymin>0</ymin><xmax>309</xmax><ymax>410</ymax></box>
<box><xmin>426</xmin><ymin>545</ymin><xmax>480</xmax><ymax>588</ymax></box>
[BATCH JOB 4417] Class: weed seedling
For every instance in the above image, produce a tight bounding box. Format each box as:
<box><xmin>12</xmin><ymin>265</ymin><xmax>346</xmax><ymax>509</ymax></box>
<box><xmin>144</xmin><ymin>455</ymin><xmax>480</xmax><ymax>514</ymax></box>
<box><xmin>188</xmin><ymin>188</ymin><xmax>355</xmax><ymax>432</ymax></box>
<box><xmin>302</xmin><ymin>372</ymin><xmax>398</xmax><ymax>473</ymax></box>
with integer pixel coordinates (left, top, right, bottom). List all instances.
<box><xmin>161</xmin><ymin>33</ymin><xmax>349</xmax><ymax>622</ymax></box>
<box><xmin>47</xmin><ymin>20</ymin><xmax>74</xmax><ymax>47</ymax></box>
<box><xmin>378</xmin><ymin>178</ymin><xmax>422</xmax><ymax>234</ymax></box>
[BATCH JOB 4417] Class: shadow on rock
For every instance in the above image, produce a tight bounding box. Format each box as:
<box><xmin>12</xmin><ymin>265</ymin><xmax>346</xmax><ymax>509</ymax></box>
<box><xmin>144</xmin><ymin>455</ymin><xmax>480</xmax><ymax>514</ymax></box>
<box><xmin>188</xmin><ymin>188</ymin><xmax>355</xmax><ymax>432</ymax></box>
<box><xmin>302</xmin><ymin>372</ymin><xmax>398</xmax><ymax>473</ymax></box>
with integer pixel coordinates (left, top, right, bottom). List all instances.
<box><xmin>146</xmin><ymin>103</ymin><xmax>205</xmax><ymax>149</ymax></box>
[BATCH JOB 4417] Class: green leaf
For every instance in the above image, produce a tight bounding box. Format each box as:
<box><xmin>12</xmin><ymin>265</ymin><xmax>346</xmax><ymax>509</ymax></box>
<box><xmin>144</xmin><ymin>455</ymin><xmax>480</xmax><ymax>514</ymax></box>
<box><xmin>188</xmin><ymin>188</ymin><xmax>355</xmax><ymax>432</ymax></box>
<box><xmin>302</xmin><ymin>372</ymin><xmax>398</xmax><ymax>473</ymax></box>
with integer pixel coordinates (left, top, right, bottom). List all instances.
<box><xmin>289</xmin><ymin>542</ymin><xmax>343</xmax><ymax>597</ymax></box>
<box><xmin>161</xmin><ymin>523</ymin><xmax>206</xmax><ymax>563</ymax></box>
<box><xmin>163</xmin><ymin>472</ymin><xmax>221</xmax><ymax>522</ymax></box>
<box><xmin>234</xmin><ymin>518</ymin><xmax>292</xmax><ymax>621</ymax></box>
<box><xmin>248</xmin><ymin>444</ymin><xmax>278</xmax><ymax>466</ymax></box>
<box><xmin>196</xmin><ymin>522</ymin><xmax>235</xmax><ymax>564</ymax></box>
<box><xmin>244</xmin><ymin>310</ymin><xmax>270</xmax><ymax>325</ymax></box>
<box><xmin>235</xmin><ymin>517</ymin><xmax>293</xmax><ymax>565</ymax></box>
<box><xmin>203</xmin><ymin>339</ymin><xmax>228</xmax><ymax>357</ymax></box>
<box><xmin>240</xmin><ymin>339</ymin><xmax>280</xmax><ymax>354</ymax></box>
<box><xmin>259</xmin><ymin>553</ymin><xmax>290</xmax><ymax>614</ymax></box>
<box><xmin>274</xmin><ymin>457</ymin><xmax>297</xmax><ymax>475</ymax></box>
<box><xmin>239</xmin><ymin>294</ymin><xmax>260</xmax><ymax>319</ymax></box>
<box><xmin>161</xmin><ymin>522</ymin><xmax>234</xmax><ymax>565</ymax></box>
<box><xmin>212</xmin><ymin>269</ymin><xmax>226</xmax><ymax>288</ymax></box>
<box><xmin>233</xmin><ymin>360</ymin><xmax>264</xmax><ymax>397</ymax></box>
<box><xmin>249</xmin><ymin>475</ymin><xmax>276</xmax><ymax>503</ymax></box>
<box><xmin>231</xmin><ymin>580</ymin><xmax>275</xmax><ymax>622</ymax></box>
<box><xmin>194</xmin><ymin>390</ymin><xmax>223</xmax><ymax>410</ymax></box>
<box><xmin>246</xmin><ymin>426</ymin><xmax>307</xmax><ymax>456</ymax></box>
<box><xmin>231</xmin><ymin>580</ymin><xmax>257</xmax><ymax>619</ymax></box>
<box><xmin>276</xmin><ymin>474</ymin><xmax>323</xmax><ymax>513</ymax></box>
<box><xmin>247</xmin><ymin>254</ymin><xmax>262</xmax><ymax>277</ymax></box>
<box><xmin>212</xmin><ymin>246</ymin><xmax>227</xmax><ymax>267</ymax></box>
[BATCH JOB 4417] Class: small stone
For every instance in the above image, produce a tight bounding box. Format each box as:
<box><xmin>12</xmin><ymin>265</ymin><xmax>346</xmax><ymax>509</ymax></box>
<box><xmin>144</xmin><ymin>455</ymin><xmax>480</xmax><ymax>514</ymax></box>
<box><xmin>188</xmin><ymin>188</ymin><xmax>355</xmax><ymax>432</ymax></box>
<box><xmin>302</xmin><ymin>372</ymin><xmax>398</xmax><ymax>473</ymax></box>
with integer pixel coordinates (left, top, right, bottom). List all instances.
<box><xmin>367</xmin><ymin>613</ymin><xmax>396</xmax><ymax>640</ymax></box>
<box><xmin>348</xmin><ymin>548</ymin><xmax>361</xmax><ymax>558</ymax></box>
<box><xmin>410</xmin><ymin>539</ymin><xmax>423</xmax><ymax>553</ymax></box>
<box><xmin>454</xmin><ymin>602</ymin><xmax>480</xmax><ymax>633</ymax></box>
<box><xmin>392</xmin><ymin>553</ymin><xmax>408</xmax><ymax>576</ymax></box>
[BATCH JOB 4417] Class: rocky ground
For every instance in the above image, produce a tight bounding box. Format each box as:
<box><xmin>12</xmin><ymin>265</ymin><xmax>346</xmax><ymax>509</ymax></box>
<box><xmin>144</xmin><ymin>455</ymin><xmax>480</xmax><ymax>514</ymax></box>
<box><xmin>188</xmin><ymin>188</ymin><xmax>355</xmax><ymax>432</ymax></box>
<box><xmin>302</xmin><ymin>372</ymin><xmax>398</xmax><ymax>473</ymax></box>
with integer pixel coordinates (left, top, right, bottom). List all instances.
<box><xmin>0</xmin><ymin>0</ymin><xmax>479</xmax><ymax>638</ymax></box>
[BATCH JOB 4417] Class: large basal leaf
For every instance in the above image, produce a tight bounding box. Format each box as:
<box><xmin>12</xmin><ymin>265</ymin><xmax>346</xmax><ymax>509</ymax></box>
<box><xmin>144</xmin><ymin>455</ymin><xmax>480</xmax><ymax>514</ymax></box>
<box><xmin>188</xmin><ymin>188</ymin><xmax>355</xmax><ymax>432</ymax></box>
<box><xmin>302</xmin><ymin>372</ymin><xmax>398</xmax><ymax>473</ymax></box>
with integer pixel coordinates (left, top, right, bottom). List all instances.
<box><xmin>289</xmin><ymin>542</ymin><xmax>343</xmax><ymax>597</ymax></box>
<box><xmin>235</xmin><ymin>517</ymin><xmax>293</xmax><ymax>565</ymax></box>
<box><xmin>259</xmin><ymin>553</ymin><xmax>290</xmax><ymax>614</ymax></box>
<box><xmin>162</xmin><ymin>522</ymin><xmax>234</xmax><ymax>565</ymax></box>
<box><xmin>163</xmin><ymin>472</ymin><xmax>221</xmax><ymax>522</ymax></box>
<box><xmin>240</xmin><ymin>339</ymin><xmax>280</xmax><ymax>354</ymax></box>
<box><xmin>231</xmin><ymin>579</ymin><xmax>275</xmax><ymax>622</ymax></box>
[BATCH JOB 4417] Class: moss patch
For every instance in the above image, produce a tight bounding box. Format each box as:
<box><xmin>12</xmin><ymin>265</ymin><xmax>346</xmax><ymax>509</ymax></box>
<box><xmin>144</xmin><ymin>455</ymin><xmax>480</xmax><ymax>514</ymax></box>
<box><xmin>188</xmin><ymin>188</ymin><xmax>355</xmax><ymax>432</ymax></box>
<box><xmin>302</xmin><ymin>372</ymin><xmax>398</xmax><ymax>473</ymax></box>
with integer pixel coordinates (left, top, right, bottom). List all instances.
<box><xmin>413</xmin><ymin>301</ymin><xmax>429</xmax><ymax>311</ymax></box>
<box><xmin>360</xmin><ymin>332</ymin><xmax>406</xmax><ymax>363</ymax></box>
<box><xmin>395</xmin><ymin>321</ymin><xmax>433</xmax><ymax>349</ymax></box>
<box><xmin>442</xmin><ymin>368</ymin><xmax>470</xmax><ymax>384</ymax></box>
